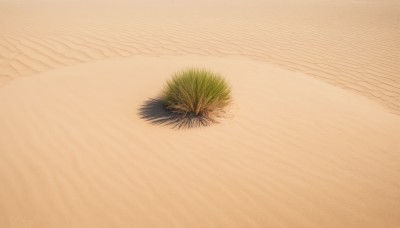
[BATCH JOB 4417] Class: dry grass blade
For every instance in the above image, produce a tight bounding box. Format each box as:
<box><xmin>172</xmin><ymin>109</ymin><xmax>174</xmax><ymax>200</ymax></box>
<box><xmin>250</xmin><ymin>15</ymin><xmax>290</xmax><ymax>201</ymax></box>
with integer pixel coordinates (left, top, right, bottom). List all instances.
<box><xmin>139</xmin><ymin>68</ymin><xmax>232</xmax><ymax>128</ymax></box>
<box><xmin>162</xmin><ymin>68</ymin><xmax>231</xmax><ymax>120</ymax></box>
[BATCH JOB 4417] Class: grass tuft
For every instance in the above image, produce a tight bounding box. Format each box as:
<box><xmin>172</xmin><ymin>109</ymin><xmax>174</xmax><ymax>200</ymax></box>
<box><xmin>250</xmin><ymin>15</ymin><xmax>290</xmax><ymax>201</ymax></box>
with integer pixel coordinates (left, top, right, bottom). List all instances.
<box><xmin>162</xmin><ymin>68</ymin><xmax>231</xmax><ymax>123</ymax></box>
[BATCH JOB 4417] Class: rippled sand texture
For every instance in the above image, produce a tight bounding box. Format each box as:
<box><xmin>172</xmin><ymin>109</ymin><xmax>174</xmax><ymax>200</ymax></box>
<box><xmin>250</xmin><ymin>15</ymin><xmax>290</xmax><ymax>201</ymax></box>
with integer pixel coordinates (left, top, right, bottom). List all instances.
<box><xmin>0</xmin><ymin>56</ymin><xmax>399</xmax><ymax>227</ymax></box>
<box><xmin>1</xmin><ymin>0</ymin><xmax>400</xmax><ymax>227</ymax></box>
<box><xmin>0</xmin><ymin>0</ymin><xmax>399</xmax><ymax>113</ymax></box>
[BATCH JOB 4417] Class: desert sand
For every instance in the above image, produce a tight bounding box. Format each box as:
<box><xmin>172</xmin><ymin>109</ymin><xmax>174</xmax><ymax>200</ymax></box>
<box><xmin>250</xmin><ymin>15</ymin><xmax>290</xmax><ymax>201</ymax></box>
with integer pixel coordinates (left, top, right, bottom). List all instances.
<box><xmin>0</xmin><ymin>0</ymin><xmax>399</xmax><ymax>227</ymax></box>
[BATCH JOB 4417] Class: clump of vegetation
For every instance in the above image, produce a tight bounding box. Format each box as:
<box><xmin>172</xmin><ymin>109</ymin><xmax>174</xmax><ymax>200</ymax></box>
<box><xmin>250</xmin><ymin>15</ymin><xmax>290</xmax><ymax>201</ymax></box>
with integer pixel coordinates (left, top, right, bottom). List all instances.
<box><xmin>162</xmin><ymin>68</ymin><xmax>231</xmax><ymax>122</ymax></box>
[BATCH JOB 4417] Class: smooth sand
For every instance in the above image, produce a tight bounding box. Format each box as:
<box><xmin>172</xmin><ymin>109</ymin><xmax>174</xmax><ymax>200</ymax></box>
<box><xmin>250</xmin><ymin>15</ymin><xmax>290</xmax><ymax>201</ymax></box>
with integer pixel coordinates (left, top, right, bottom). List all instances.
<box><xmin>1</xmin><ymin>0</ymin><xmax>400</xmax><ymax>227</ymax></box>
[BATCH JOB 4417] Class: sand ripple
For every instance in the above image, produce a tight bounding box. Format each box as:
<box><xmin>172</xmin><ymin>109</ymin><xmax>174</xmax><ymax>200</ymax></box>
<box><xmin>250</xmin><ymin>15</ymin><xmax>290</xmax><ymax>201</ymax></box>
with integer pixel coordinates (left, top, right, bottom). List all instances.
<box><xmin>0</xmin><ymin>0</ymin><xmax>399</xmax><ymax>113</ymax></box>
<box><xmin>0</xmin><ymin>56</ymin><xmax>399</xmax><ymax>227</ymax></box>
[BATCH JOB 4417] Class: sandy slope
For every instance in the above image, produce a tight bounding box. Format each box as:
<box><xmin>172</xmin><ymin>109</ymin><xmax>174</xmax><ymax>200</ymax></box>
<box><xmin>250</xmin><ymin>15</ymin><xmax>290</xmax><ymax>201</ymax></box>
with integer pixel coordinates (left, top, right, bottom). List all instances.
<box><xmin>1</xmin><ymin>0</ymin><xmax>400</xmax><ymax>227</ymax></box>
<box><xmin>0</xmin><ymin>56</ymin><xmax>399</xmax><ymax>227</ymax></box>
<box><xmin>0</xmin><ymin>0</ymin><xmax>399</xmax><ymax>113</ymax></box>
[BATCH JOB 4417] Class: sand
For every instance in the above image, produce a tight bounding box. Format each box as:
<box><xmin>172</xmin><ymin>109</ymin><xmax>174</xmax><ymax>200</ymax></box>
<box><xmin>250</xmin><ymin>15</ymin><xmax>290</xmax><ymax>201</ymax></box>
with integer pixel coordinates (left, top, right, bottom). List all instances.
<box><xmin>0</xmin><ymin>0</ymin><xmax>400</xmax><ymax>227</ymax></box>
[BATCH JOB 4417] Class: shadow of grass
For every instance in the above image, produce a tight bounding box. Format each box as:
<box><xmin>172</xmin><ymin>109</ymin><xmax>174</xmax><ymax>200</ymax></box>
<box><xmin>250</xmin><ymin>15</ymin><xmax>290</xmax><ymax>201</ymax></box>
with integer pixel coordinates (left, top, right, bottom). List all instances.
<box><xmin>138</xmin><ymin>98</ymin><xmax>215</xmax><ymax>129</ymax></box>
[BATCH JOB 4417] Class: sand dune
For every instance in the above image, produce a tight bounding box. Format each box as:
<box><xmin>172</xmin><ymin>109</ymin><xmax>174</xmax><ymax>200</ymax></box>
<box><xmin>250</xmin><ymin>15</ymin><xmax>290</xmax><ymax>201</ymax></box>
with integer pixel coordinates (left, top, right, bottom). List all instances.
<box><xmin>1</xmin><ymin>0</ymin><xmax>400</xmax><ymax>227</ymax></box>
<box><xmin>0</xmin><ymin>56</ymin><xmax>399</xmax><ymax>227</ymax></box>
<box><xmin>0</xmin><ymin>0</ymin><xmax>399</xmax><ymax>113</ymax></box>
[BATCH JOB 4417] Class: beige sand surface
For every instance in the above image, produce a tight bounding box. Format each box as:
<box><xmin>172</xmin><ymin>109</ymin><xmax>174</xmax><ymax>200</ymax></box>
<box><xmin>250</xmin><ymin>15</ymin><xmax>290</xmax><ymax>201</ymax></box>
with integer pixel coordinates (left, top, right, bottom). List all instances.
<box><xmin>1</xmin><ymin>0</ymin><xmax>400</xmax><ymax>227</ymax></box>
<box><xmin>0</xmin><ymin>0</ymin><xmax>399</xmax><ymax>113</ymax></box>
<box><xmin>0</xmin><ymin>56</ymin><xmax>399</xmax><ymax>227</ymax></box>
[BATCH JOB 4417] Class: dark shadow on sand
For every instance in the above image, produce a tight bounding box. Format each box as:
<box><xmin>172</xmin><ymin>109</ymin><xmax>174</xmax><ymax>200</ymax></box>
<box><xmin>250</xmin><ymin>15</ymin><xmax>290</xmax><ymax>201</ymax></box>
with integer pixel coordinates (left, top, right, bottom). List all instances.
<box><xmin>138</xmin><ymin>98</ymin><xmax>214</xmax><ymax>129</ymax></box>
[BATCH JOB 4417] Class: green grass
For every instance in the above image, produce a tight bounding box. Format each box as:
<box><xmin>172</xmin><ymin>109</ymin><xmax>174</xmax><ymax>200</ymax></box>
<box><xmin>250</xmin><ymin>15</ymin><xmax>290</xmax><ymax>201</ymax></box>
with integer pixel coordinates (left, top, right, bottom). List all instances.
<box><xmin>162</xmin><ymin>68</ymin><xmax>231</xmax><ymax>119</ymax></box>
